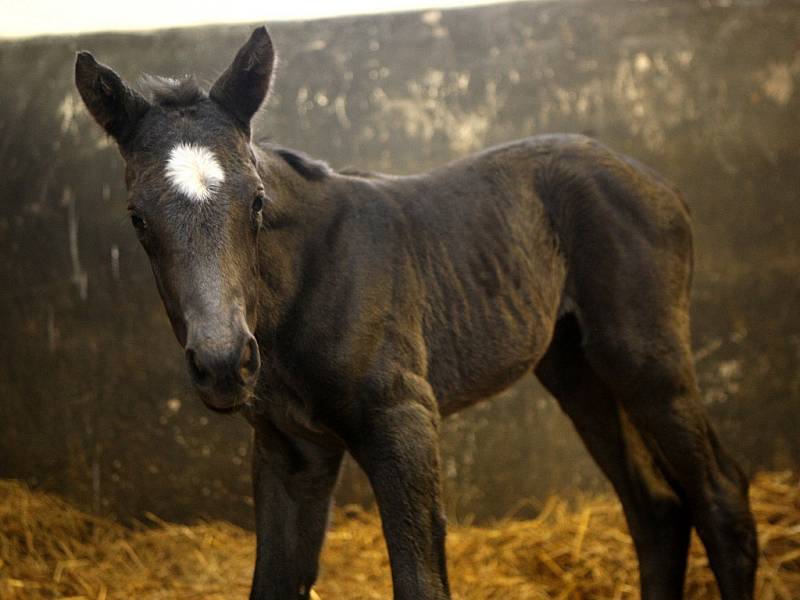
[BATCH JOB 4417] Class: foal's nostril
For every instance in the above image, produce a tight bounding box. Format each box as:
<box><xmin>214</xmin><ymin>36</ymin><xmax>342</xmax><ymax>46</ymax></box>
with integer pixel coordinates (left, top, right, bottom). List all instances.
<box><xmin>237</xmin><ymin>336</ymin><xmax>261</xmax><ymax>384</ymax></box>
<box><xmin>186</xmin><ymin>348</ymin><xmax>212</xmax><ymax>388</ymax></box>
<box><xmin>185</xmin><ymin>335</ymin><xmax>259</xmax><ymax>392</ymax></box>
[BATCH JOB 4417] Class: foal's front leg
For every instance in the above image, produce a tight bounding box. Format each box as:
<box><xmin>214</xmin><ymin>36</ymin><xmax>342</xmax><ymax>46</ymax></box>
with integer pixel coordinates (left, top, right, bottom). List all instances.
<box><xmin>250</xmin><ymin>419</ymin><xmax>343</xmax><ymax>600</ymax></box>
<box><xmin>349</xmin><ymin>374</ymin><xmax>450</xmax><ymax>600</ymax></box>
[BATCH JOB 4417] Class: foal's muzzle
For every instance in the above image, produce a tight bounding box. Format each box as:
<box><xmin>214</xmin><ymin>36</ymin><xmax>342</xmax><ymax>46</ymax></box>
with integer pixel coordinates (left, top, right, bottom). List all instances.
<box><xmin>185</xmin><ymin>331</ymin><xmax>260</xmax><ymax>411</ymax></box>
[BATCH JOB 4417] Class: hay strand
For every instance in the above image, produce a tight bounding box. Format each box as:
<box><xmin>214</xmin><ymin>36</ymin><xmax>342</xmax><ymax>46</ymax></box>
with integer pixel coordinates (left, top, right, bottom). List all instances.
<box><xmin>1</xmin><ymin>472</ymin><xmax>798</xmax><ymax>599</ymax></box>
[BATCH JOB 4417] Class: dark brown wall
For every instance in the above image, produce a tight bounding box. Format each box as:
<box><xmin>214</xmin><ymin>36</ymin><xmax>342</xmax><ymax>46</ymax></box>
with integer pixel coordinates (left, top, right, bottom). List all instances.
<box><xmin>1</xmin><ymin>0</ymin><xmax>798</xmax><ymax>525</ymax></box>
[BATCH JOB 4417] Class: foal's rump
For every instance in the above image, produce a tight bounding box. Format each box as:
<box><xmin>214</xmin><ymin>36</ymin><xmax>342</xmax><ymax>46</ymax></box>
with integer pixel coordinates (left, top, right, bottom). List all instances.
<box><xmin>528</xmin><ymin>134</ymin><xmax>695</xmax><ymax>361</ymax></box>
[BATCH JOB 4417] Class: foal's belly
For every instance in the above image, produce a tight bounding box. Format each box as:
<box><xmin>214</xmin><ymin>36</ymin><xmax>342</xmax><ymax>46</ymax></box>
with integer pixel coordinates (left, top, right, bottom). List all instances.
<box><xmin>434</xmin><ymin>354</ymin><xmax>540</xmax><ymax>416</ymax></box>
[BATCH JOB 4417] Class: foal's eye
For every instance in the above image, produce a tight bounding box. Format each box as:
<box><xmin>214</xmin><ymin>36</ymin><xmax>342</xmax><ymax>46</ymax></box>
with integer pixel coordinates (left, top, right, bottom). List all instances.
<box><xmin>252</xmin><ymin>191</ymin><xmax>266</xmax><ymax>213</ymax></box>
<box><xmin>130</xmin><ymin>214</ymin><xmax>147</xmax><ymax>231</ymax></box>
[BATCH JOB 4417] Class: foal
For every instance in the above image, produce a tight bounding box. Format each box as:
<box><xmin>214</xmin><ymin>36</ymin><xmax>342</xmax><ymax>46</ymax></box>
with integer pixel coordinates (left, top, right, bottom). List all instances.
<box><xmin>75</xmin><ymin>26</ymin><xmax>757</xmax><ymax>600</ymax></box>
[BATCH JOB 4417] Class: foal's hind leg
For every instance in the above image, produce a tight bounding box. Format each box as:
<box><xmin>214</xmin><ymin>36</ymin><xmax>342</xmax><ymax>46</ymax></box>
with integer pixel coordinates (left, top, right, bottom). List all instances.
<box><xmin>584</xmin><ymin>324</ymin><xmax>758</xmax><ymax>600</ymax></box>
<box><xmin>536</xmin><ymin>315</ymin><xmax>691</xmax><ymax>600</ymax></box>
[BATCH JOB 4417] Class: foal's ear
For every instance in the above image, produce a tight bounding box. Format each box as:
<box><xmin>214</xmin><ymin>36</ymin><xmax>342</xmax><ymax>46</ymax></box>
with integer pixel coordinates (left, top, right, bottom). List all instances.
<box><xmin>74</xmin><ymin>52</ymin><xmax>150</xmax><ymax>145</ymax></box>
<box><xmin>210</xmin><ymin>26</ymin><xmax>275</xmax><ymax>132</ymax></box>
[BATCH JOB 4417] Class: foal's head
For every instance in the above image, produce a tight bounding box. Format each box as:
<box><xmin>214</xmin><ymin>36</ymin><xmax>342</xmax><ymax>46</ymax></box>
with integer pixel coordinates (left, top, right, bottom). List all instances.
<box><xmin>75</xmin><ymin>28</ymin><xmax>276</xmax><ymax>411</ymax></box>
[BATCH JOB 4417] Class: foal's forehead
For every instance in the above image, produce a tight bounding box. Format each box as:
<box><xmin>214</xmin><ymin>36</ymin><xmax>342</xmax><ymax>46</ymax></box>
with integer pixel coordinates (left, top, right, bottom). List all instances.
<box><xmin>131</xmin><ymin>103</ymin><xmax>251</xmax><ymax>202</ymax></box>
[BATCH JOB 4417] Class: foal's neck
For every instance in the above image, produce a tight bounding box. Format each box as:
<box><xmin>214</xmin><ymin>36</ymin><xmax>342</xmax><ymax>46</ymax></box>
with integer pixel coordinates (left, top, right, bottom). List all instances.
<box><xmin>251</xmin><ymin>144</ymin><xmax>348</xmax><ymax>337</ymax></box>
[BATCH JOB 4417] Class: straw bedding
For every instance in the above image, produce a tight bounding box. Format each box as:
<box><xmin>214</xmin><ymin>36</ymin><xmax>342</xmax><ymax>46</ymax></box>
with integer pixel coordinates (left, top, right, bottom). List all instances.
<box><xmin>1</xmin><ymin>472</ymin><xmax>798</xmax><ymax>599</ymax></box>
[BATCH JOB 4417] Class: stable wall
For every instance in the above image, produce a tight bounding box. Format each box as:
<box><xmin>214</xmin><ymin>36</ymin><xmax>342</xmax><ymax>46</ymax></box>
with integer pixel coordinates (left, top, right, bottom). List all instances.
<box><xmin>1</xmin><ymin>0</ymin><xmax>798</xmax><ymax>524</ymax></box>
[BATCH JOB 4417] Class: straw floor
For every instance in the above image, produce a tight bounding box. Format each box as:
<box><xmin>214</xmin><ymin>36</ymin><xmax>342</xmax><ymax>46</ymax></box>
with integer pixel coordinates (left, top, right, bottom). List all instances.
<box><xmin>1</xmin><ymin>472</ymin><xmax>798</xmax><ymax>599</ymax></box>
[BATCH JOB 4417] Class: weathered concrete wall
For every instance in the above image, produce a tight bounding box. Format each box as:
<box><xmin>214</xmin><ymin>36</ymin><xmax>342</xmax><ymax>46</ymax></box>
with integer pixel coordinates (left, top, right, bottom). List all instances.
<box><xmin>1</xmin><ymin>0</ymin><xmax>798</xmax><ymax>525</ymax></box>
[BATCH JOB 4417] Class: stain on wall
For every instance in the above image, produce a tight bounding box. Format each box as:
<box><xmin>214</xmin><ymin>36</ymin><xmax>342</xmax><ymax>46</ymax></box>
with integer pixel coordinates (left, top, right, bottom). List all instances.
<box><xmin>1</xmin><ymin>0</ymin><xmax>798</xmax><ymax>525</ymax></box>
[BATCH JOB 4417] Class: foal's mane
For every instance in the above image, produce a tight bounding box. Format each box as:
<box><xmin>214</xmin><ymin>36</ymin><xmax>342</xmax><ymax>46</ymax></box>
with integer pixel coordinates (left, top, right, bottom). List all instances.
<box><xmin>258</xmin><ymin>142</ymin><xmax>332</xmax><ymax>182</ymax></box>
